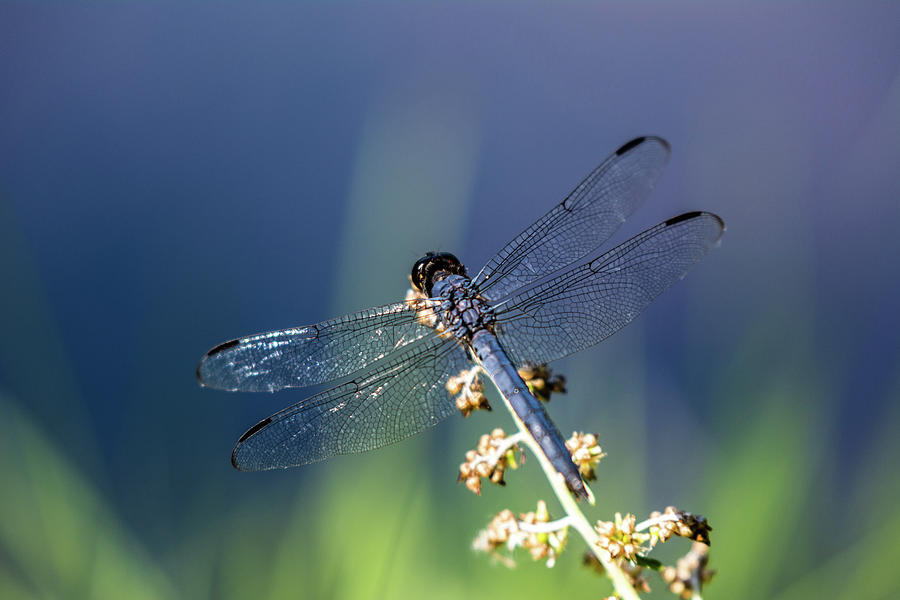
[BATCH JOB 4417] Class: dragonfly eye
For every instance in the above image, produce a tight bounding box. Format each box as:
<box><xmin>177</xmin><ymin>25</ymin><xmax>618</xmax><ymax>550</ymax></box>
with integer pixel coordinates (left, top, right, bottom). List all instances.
<box><xmin>411</xmin><ymin>252</ymin><xmax>466</xmax><ymax>296</ymax></box>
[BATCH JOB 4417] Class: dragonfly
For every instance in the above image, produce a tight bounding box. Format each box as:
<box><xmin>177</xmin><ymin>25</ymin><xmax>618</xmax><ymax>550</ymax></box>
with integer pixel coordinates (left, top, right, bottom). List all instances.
<box><xmin>197</xmin><ymin>136</ymin><xmax>724</xmax><ymax>499</ymax></box>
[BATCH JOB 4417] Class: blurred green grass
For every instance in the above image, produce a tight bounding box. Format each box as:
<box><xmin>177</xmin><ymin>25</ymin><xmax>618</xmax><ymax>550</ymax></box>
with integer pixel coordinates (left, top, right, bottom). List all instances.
<box><xmin>0</xmin><ymin>396</ymin><xmax>176</xmax><ymax>599</ymax></box>
<box><xmin>4</xmin><ymin>370</ymin><xmax>898</xmax><ymax>599</ymax></box>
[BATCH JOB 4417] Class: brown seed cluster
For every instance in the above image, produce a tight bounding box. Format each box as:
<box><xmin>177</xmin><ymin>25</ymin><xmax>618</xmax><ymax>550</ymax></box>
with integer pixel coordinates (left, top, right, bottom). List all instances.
<box><xmin>565</xmin><ymin>432</ymin><xmax>606</xmax><ymax>481</ymax></box>
<box><xmin>518</xmin><ymin>363</ymin><xmax>566</xmax><ymax>402</ymax></box>
<box><xmin>458</xmin><ymin>428</ymin><xmax>519</xmax><ymax>495</ymax></box>
<box><xmin>446</xmin><ymin>366</ymin><xmax>491</xmax><ymax>416</ymax></box>
<box><xmin>585</xmin><ymin>508</ymin><xmax>714</xmax><ymax>597</ymax></box>
<box><xmin>472</xmin><ymin>501</ymin><xmax>567</xmax><ymax>567</ymax></box>
<box><xmin>661</xmin><ymin>542</ymin><xmax>715</xmax><ymax>599</ymax></box>
<box><xmin>472</xmin><ymin>509</ymin><xmax>519</xmax><ymax>556</ymax></box>
<box><xmin>648</xmin><ymin>507</ymin><xmax>712</xmax><ymax>546</ymax></box>
<box><xmin>594</xmin><ymin>512</ymin><xmax>651</xmax><ymax>562</ymax></box>
<box><xmin>595</xmin><ymin>507</ymin><xmax>712</xmax><ymax>564</ymax></box>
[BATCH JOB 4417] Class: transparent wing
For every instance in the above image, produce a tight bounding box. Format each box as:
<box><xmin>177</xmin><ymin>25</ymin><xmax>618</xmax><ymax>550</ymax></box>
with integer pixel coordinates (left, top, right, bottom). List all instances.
<box><xmin>472</xmin><ymin>136</ymin><xmax>670</xmax><ymax>301</ymax></box>
<box><xmin>197</xmin><ymin>299</ymin><xmax>440</xmax><ymax>392</ymax></box>
<box><xmin>231</xmin><ymin>338</ymin><xmax>471</xmax><ymax>470</ymax></box>
<box><xmin>493</xmin><ymin>212</ymin><xmax>724</xmax><ymax>367</ymax></box>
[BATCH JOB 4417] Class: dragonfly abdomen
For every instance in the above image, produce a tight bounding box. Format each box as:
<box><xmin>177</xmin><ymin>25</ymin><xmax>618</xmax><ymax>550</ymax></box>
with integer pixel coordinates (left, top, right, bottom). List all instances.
<box><xmin>470</xmin><ymin>329</ymin><xmax>588</xmax><ymax>499</ymax></box>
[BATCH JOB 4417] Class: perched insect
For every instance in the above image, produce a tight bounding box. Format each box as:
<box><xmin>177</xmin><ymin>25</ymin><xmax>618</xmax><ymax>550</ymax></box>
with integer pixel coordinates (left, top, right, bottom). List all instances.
<box><xmin>197</xmin><ymin>136</ymin><xmax>724</xmax><ymax>498</ymax></box>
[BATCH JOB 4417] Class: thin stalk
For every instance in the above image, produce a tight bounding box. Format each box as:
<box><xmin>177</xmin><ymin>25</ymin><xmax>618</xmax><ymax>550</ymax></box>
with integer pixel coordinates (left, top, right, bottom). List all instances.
<box><xmin>498</xmin><ymin>399</ymin><xmax>641</xmax><ymax>600</ymax></box>
<box><xmin>517</xmin><ymin>516</ymin><xmax>573</xmax><ymax>534</ymax></box>
<box><xmin>635</xmin><ymin>513</ymin><xmax>680</xmax><ymax>532</ymax></box>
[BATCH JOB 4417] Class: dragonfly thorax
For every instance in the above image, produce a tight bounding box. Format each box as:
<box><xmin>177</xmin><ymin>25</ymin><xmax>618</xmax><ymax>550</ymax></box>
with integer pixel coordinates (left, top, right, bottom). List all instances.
<box><xmin>432</xmin><ymin>274</ymin><xmax>495</xmax><ymax>342</ymax></box>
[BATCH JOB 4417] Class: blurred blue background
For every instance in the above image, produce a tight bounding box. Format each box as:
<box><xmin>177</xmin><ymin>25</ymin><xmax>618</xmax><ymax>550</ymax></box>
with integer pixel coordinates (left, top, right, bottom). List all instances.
<box><xmin>2</xmin><ymin>3</ymin><xmax>899</xmax><ymax>599</ymax></box>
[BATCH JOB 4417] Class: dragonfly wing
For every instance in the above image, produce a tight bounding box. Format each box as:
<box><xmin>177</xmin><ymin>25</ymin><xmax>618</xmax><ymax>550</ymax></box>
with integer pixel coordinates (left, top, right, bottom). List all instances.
<box><xmin>231</xmin><ymin>337</ymin><xmax>471</xmax><ymax>470</ymax></box>
<box><xmin>472</xmin><ymin>136</ymin><xmax>670</xmax><ymax>301</ymax></box>
<box><xmin>197</xmin><ymin>299</ymin><xmax>440</xmax><ymax>392</ymax></box>
<box><xmin>493</xmin><ymin>212</ymin><xmax>724</xmax><ymax>367</ymax></box>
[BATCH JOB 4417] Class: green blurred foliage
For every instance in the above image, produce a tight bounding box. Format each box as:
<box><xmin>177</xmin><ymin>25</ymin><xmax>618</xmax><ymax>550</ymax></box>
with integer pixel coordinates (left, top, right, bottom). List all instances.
<box><xmin>0</xmin><ymin>397</ymin><xmax>176</xmax><ymax>599</ymax></box>
<box><xmin>3</xmin><ymin>367</ymin><xmax>899</xmax><ymax>599</ymax></box>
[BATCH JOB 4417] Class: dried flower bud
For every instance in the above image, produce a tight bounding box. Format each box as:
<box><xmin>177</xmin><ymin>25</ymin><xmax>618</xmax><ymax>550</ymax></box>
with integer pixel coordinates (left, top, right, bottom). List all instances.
<box><xmin>445</xmin><ymin>376</ymin><xmax>464</xmax><ymax>396</ymax></box>
<box><xmin>566</xmin><ymin>432</ymin><xmax>606</xmax><ymax>481</ymax></box>
<box><xmin>447</xmin><ymin>366</ymin><xmax>492</xmax><ymax>416</ymax></box>
<box><xmin>473</xmin><ymin>509</ymin><xmax>519</xmax><ymax>553</ymax></box>
<box><xmin>474</xmin><ymin>502</ymin><xmax>568</xmax><ymax>568</ymax></box>
<box><xmin>518</xmin><ymin>362</ymin><xmax>566</xmax><ymax>402</ymax></box>
<box><xmin>594</xmin><ymin>512</ymin><xmax>652</xmax><ymax>562</ymax></box>
<box><xmin>458</xmin><ymin>428</ymin><xmax>521</xmax><ymax>495</ymax></box>
<box><xmin>648</xmin><ymin>506</ymin><xmax>712</xmax><ymax>547</ymax></box>
<box><xmin>618</xmin><ymin>512</ymin><xmax>636</xmax><ymax>535</ymax></box>
<box><xmin>464</xmin><ymin>475</ymin><xmax>481</xmax><ymax>495</ymax></box>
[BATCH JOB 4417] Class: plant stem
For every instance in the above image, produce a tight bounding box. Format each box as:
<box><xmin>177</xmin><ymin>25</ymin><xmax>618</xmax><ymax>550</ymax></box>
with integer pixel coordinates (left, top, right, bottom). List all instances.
<box><xmin>517</xmin><ymin>516</ymin><xmax>573</xmax><ymax>534</ymax></box>
<box><xmin>499</xmin><ymin>400</ymin><xmax>641</xmax><ymax>600</ymax></box>
<box><xmin>635</xmin><ymin>513</ymin><xmax>681</xmax><ymax>532</ymax></box>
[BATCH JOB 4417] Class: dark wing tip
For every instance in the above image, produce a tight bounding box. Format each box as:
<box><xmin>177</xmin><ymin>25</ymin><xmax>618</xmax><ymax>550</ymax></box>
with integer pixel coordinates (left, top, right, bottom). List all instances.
<box><xmin>237</xmin><ymin>417</ymin><xmax>271</xmax><ymax>444</ymax></box>
<box><xmin>197</xmin><ymin>338</ymin><xmax>242</xmax><ymax>386</ymax></box>
<box><xmin>664</xmin><ymin>211</ymin><xmax>724</xmax><ymax>227</ymax></box>
<box><xmin>206</xmin><ymin>338</ymin><xmax>241</xmax><ymax>357</ymax></box>
<box><xmin>664</xmin><ymin>211</ymin><xmax>726</xmax><ymax>243</ymax></box>
<box><xmin>232</xmin><ymin>417</ymin><xmax>272</xmax><ymax>470</ymax></box>
<box><xmin>615</xmin><ymin>135</ymin><xmax>670</xmax><ymax>156</ymax></box>
<box><xmin>616</xmin><ymin>136</ymin><xmax>646</xmax><ymax>155</ymax></box>
<box><xmin>665</xmin><ymin>211</ymin><xmax>703</xmax><ymax>226</ymax></box>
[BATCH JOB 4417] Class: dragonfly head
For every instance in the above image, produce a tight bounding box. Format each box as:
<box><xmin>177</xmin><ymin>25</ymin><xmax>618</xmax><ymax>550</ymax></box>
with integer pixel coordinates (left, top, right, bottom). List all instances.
<box><xmin>411</xmin><ymin>252</ymin><xmax>467</xmax><ymax>296</ymax></box>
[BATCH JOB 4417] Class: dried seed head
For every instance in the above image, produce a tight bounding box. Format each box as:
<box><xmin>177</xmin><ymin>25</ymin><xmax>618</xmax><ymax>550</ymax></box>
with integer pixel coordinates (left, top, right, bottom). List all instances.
<box><xmin>445</xmin><ymin>376</ymin><xmax>463</xmax><ymax>397</ymax></box>
<box><xmin>648</xmin><ymin>506</ymin><xmax>713</xmax><ymax>547</ymax></box>
<box><xmin>458</xmin><ymin>428</ymin><xmax>521</xmax><ymax>495</ymax></box>
<box><xmin>473</xmin><ymin>503</ymin><xmax>567</xmax><ymax>567</ymax></box>
<box><xmin>447</xmin><ymin>366</ymin><xmax>492</xmax><ymax>416</ymax></box>
<box><xmin>594</xmin><ymin>512</ymin><xmax>651</xmax><ymax>562</ymax></box>
<box><xmin>518</xmin><ymin>363</ymin><xmax>566</xmax><ymax>402</ymax></box>
<box><xmin>566</xmin><ymin>432</ymin><xmax>606</xmax><ymax>481</ymax></box>
<box><xmin>473</xmin><ymin>509</ymin><xmax>519</xmax><ymax>553</ymax></box>
<box><xmin>475</xmin><ymin>462</ymin><xmax>492</xmax><ymax>478</ymax></box>
<box><xmin>619</xmin><ymin>512</ymin><xmax>636</xmax><ymax>535</ymax></box>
